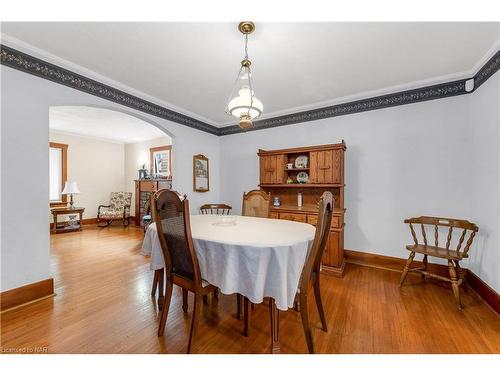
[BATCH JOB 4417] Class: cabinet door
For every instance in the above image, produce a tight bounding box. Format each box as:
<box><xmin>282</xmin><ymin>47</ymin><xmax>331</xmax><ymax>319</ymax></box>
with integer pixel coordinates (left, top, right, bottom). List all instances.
<box><xmin>259</xmin><ymin>155</ymin><xmax>284</xmax><ymax>184</ymax></box>
<box><xmin>310</xmin><ymin>150</ymin><xmax>342</xmax><ymax>184</ymax></box>
<box><xmin>310</xmin><ymin>150</ymin><xmax>332</xmax><ymax>183</ymax></box>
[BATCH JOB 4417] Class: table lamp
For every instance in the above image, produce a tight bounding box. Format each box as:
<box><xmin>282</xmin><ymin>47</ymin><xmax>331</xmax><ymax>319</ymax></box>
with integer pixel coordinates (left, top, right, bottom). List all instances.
<box><xmin>62</xmin><ymin>181</ymin><xmax>80</xmax><ymax>209</ymax></box>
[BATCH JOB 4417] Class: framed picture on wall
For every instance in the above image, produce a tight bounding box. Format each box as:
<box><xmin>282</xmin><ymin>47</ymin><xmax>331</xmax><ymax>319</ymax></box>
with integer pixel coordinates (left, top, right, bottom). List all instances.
<box><xmin>150</xmin><ymin>145</ymin><xmax>172</xmax><ymax>178</ymax></box>
<box><xmin>193</xmin><ymin>154</ymin><xmax>209</xmax><ymax>192</ymax></box>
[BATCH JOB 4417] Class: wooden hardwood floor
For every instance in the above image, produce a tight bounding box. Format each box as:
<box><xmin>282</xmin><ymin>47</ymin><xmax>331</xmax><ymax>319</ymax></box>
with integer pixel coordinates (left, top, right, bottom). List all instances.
<box><xmin>1</xmin><ymin>225</ymin><xmax>499</xmax><ymax>354</ymax></box>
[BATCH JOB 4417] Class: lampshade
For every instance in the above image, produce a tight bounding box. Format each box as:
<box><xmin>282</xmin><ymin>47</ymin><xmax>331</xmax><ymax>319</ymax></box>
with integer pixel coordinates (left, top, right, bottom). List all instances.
<box><xmin>62</xmin><ymin>181</ymin><xmax>80</xmax><ymax>194</ymax></box>
<box><xmin>227</xmin><ymin>86</ymin><xmax>263</xmax><ymax>119</ymax></box>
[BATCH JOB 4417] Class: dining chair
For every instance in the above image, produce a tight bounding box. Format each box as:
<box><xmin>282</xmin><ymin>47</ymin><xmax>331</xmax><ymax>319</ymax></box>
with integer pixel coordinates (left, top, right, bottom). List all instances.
<box><xmin>199</xmin><ymin>203</ymin><xmax>232</xmax><ymax>300</ymax></box>
<box><xmin>152</xmin><ymin>189</ymin><xmax>217</xmax><ymax>353</ymax></box>
<box><xmin>242</xmin><ymin>191</ymin><xmax>333</xmax><ymax>354</ymax></box>
<box><xmin>242</xmin><ymin>190</ymin><xmax>271</xmax><ymax>218</ymax></box>
<box><xmin>400</xmin><ymin>216</ymin><xmax>479</xmax><ymax>309</ymax></box>
<box><xmin>200</xmin><ymin>203</ymin><xmax>232</xmax><ymax>215</ymax></box>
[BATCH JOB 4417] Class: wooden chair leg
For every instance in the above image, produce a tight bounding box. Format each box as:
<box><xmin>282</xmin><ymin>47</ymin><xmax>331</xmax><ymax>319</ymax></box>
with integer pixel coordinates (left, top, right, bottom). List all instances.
<box><xmin>448</xmin><ymin>260</ymin><xmax>462</xmax><ymax>310</ymax></box>
<box><xmin>299</xmin><ymin>293</ymin><xmax>314</xmax><ymax>354</ymax></box>
<box><xmin>236</xmin><ymin>294</ymin><xmax>242</xmax><ymax>320</ymax></box>
<box><xmin>243</xmin><ymin>297</ymin><xmax>250</xmax><ymax>337</ymax></box>
<box><xmin>182</xmin><ymin>288</ymin><xmax>188</xmax><ymax>312</ymax></box>
<box><xmin>213</xmin><ymin>288</ymin><xmax>219</xmax><ymax>300</ymax></box>
<box><xmin>151</xmin><ymin>269</ymin><xmax>159</xmax><ymax>297</ymax></box>
<box><xmin>313</xmin><ymin>276</ymin><xmax>328</xmax><ymax>332</ymax></box>
<box><xmin>158</xmin><ymin>269</ymin><xmax>164</xmax><ymax>310</ymax></box>
<box><xmin>422</xmin><ymin>255</ymin><xmax>428</xmax><ymax>279</ymax></box>
<box><xmin>454</xmin><ymin>260</ymin><xmax>467</xmax><ymax>291</ymax></box>
<box><xmin>399</xmin><ymin>251</ymin><xmax>415</xmax><ymax>287</ymax></box>
<box><xmin>293</xmin><ymin>295</ymin><xmax>300</xmax><ymax>312</ymax></box>
<box><xmin>157</xmin><ymin>281</ymin><xmax>173</xmax><ymax>336</ymax></box>
<box><xmin>187</xmin><ymin>295</ymin><xmax>202</xmax><ymax>354</ymax></box>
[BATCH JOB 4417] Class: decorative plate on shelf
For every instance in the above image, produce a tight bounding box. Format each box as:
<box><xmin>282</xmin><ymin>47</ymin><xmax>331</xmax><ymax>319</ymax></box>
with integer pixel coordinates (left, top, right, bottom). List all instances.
<box><xmin>295</xmin><ymin>155</ymin><xmax>308</xmax><ymax>169</ymax></box>
<box><xmin>297</xmin><ymin>171</ymin><xmax>309</xmax><ymax>184</ymax></box>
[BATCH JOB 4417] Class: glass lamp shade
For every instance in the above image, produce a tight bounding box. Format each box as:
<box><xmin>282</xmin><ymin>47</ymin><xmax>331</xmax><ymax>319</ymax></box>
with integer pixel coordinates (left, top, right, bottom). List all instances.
<box><xmin>227</xmin><ymin>86</ymin><xmax>263</xmax><ymax>119</ymax></box>
<box><xmin>61</xmin><ymin>181</ymin><xmax>81</xmax><ymax>194</ymax></box>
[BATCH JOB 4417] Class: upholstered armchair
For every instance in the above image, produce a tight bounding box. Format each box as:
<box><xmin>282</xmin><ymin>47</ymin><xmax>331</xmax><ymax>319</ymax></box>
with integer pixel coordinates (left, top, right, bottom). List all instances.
<box><xmin>97</xmin><ymin>192</ymin><xmax>132</xmax><ymax>227</ymax></box>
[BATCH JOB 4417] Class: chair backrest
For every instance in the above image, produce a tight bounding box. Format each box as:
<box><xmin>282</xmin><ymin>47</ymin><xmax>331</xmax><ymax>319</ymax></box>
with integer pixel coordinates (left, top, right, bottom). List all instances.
<box><xmin>109</xmin><ymin>192</ymin><xmax>132</xmax><ymax>210</ymax></box>
<box><xmin>200</xmin><ymin>204</ymin><xmax>232</xmax><ymax>215</ymax></box>
<box><xmin>299</xmin><ymin>192</ymin><xmax>333</xmax><ymax>291</ymax></box>
<box><xmin>152</xmin><ymin>189</ymin><xmax>202</xmax><ymax>286</ymax></box>
<box><xmin>404</xmin><ymin>216</ymin><xmax>479</xmax><ymax>258</ymax></box>
<box><xmin>242</xmin><ymin>190</ymin><xmax>271</xmax><ymax>218</ymax></box>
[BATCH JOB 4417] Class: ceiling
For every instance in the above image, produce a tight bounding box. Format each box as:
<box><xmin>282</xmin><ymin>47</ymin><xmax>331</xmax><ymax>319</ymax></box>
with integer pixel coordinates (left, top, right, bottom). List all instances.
<box><xmin>49</xmin><ymin>106</ymin><xmax>168</xmax><ymax>143</ymax></box>
<box><xmin>4</xmin><ymin>22</ymin><xmax>500</xmax><ymax>127</ymax></box>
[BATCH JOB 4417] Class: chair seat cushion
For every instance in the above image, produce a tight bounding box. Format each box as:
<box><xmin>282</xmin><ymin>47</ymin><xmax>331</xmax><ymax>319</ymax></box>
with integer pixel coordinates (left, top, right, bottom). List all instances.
<box><xmin>99</xmin><ymin>210</ymin><xmax>124</xmax><ymax>219</ymax></box>
<box><xmin>406</xmin><ymin>244</ymin><xmax>464</xmax><ymax>260</ymax></box>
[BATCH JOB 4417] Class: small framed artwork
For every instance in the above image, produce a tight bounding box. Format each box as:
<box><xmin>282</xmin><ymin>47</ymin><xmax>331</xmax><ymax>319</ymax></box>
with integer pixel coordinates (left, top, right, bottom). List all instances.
<box><xmin>150</xmin><ymin>145</ymin><xmax>172</xmax><ymax>179</ymax></box>
<box><xmin>193</xmin><ymin>154</ymin><xmax>209</xmax><ymax>192</ymax></box>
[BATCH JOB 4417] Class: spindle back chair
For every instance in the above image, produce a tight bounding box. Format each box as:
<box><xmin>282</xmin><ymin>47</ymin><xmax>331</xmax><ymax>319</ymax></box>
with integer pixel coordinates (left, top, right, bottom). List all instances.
<box><xmin>400</xmin><ymin>216</ymin><xmax>479</xmax><ymax>309</ymax></box>
<box><xmin>200</xmin><ymin>203</ymin><xmax>232</xmax><ymax>215</ymax></box>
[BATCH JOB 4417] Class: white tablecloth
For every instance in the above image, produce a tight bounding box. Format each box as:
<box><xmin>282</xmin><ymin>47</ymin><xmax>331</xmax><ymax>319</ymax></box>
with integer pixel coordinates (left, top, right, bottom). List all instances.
<box><xmin>141</xmin><ymin>214</ymin><xmax>315</xmax><ymax>311</ymax></box>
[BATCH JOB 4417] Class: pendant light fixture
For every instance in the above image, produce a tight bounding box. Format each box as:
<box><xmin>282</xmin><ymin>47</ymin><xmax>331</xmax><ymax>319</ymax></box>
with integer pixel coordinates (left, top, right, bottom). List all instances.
<box><xmin>225</xmin><ymin>22</ymin><xmax>263</xmax><ymax>130</ymax></box>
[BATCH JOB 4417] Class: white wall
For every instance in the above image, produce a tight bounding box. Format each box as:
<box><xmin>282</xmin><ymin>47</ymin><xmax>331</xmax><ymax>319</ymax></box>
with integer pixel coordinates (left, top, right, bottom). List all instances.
<box><xmin>49</xmin><ymin>131</ymin><xmax>125</xmax><ymax>219</ymax></box>
<box><xmin>1</xmin><ymin>62</ymin><xmax>498</xmax><ymax>294</ymax></box>
<box><xmin>469</xmin><ymin>71</ymin><xmax>500</xmax><ymax>292</ymax></box>
<box><xmin>221</xmin><ymin>95</ymin><xmax>474</xmax><ymax>264</ymax></box>
<box><xmin>1</xmin><ymin>66</ymin><xmax>221</xmax><ymax>292</ymax></box>
<box><xmin>124</xmin><ymin>136</ymin><xmax>172</xmax><ymax>216</ymax></box>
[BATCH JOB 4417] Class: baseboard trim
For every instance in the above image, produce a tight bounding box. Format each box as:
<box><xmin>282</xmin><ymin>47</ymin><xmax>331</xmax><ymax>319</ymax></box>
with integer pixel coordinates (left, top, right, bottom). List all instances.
<box><xmin>345</xmin><ymin>249</ymin><xmax>499</xmax><ymax>314</ymax></box>
<box><xmin>50</xmin><ymin>216</ymin><xmax>136</xmax><ymax>230</ymax></box>
<box><xmin>0</xmin><ymin>278</ymin><xmax>54</xmax><ymax>312</ymax></box>
<box><xmin>345</xmin><ymin>249</ymin><xmax>449</xmax><ymax>277</ymax></box>
<box><xmin>465</xmin><ymin>269</ymin><xmax>500</xmax><ymax>315</ymax></box>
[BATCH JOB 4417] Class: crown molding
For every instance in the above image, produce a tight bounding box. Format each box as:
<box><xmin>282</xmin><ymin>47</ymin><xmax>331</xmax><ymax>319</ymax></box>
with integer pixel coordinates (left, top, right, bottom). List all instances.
<box><xmin>1</xmin><ymin>43</ymin><xmax>499</xmax><ymax>137</ymax></box>
<box><xmin>0</xmin><ymin>44</ymin><xmax>219</xmax><ymax>136</ymax></box>
<box><xmin>219</xmin><ymin>79</ymin><xmax>468</xmax><ymax>135</ymax></box>
<box><xmin>0</xmin><ymin>33</ymin><xmax>221</xmax><ymax>128</ymax></box>
<box><xmin>473</xmin><ymin>48</ymin><xmax>500</xmax><ymax>90</ymax></box>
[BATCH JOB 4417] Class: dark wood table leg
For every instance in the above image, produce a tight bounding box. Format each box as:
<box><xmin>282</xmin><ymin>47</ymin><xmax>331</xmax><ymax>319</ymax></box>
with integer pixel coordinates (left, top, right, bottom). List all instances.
<box><xmin>243</xmin><ymin>297</ymin><xmax>249</xmax><ymax>337</ymax></box>
<box><xmin>79</xmin><ymin>211</ymin><xmax>83</xmax><ymax>230</ymax></box>
<box><xmin>269</xmin><ymin>298</ymin><xmax>280</xmax><ymax>354</ymax></box>
<box><xmin>236</xmin><ymin>294</ymin><xmax>242</xmax><ymax>320</ymax></box>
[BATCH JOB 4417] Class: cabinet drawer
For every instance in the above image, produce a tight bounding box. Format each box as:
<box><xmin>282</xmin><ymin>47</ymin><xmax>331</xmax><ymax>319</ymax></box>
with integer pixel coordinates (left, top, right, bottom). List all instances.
<box><xmin>269</xmin><ymin>211</ymin><xmax>279</xmax><ymax>219</ymax></box>
<box><xmin>279</xmin><ymin>213</ymin><xmax>307</xmax><ymax>223</ymax></box>
<box><xmin>140</xmin><ymin>181</ymin><xmax>157</xmax><ymax>192</ymax></box>
<box><xmin>307</xmin><ymin>214</ymin><xmax>340</xmax><ymax>228</ymax></box>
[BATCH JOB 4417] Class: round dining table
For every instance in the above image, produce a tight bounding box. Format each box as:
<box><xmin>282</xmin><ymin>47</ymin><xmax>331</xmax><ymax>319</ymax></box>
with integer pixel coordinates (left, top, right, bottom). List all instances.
<box><xmin>141</xmin><ymin>214</ymin><xmax>316</xmax><ymax>353</ymax></box>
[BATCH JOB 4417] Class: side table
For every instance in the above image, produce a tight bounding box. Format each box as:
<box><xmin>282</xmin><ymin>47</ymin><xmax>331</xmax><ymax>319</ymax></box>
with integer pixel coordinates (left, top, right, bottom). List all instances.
<box><xmin>51</xmin><ymin>207</ymin><xmax>85</xmax><ymax>234</ymax></box>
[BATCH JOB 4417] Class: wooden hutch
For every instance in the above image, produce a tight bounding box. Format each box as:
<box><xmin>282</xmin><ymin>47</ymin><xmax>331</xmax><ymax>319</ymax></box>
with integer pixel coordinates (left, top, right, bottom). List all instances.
<box><xmin>258</xmin><ymin>142</ymin><xmax>346</xmax><ymax>277</ymax></box>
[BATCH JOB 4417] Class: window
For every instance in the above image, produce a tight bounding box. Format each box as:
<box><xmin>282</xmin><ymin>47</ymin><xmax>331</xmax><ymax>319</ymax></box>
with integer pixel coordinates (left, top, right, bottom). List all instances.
<box><xmin>49</xmin><ymin>142</ymin><xmax>68</xmax><ymax>206</ymax></box>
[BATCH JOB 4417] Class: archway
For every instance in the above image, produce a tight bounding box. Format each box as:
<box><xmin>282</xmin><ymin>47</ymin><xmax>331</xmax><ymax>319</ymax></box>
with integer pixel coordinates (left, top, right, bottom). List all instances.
<box><xmin>48</xmin><ymin>105</ymin><xmax>174</xmax><ymax>244</ymax></box>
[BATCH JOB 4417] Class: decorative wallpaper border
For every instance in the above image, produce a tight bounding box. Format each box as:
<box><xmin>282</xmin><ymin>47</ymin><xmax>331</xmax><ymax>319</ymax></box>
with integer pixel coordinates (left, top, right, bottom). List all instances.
<box><xmin>219</xmin><ymin>79</ymin><xmax>468</xmax><ymax>135</ymax></box>
<box><xmin>1</xmin><ymin>43</ymin><xmax>499</xmax><ymax>137</ymax></box>
<box><xmin>0</xmin><ymin>45</ymin><xmax>219</xmax><ymax>135</ymax></box>
<box><xmin>474</xmin><ymin>49</ymin><xmax>500</xmax><ymax>89</ymax></box>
